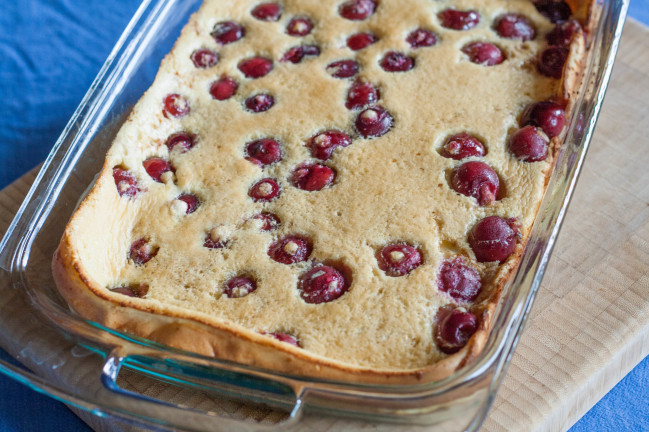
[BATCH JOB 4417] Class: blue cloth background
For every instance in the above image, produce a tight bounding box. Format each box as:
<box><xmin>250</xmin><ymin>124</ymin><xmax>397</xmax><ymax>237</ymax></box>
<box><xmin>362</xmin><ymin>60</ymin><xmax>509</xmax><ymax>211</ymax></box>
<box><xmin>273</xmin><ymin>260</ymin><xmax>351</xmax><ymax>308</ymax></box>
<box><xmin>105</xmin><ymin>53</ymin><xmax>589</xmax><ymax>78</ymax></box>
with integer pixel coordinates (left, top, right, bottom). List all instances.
<box><xmin>0</xmin><ymin>1</ymin><xmax>647</xmax><ymax>430</ymax></box>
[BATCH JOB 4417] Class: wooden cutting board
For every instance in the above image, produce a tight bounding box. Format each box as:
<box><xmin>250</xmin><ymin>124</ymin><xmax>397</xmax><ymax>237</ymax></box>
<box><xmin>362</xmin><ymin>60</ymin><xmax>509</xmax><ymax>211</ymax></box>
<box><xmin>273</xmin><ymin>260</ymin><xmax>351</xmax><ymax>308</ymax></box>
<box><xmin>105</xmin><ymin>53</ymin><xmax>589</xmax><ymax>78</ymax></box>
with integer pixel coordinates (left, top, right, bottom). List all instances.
<box><xmin>0</xmin><ymin>18</ymin><xmax>647</xmax><ymax>432</ymax></box>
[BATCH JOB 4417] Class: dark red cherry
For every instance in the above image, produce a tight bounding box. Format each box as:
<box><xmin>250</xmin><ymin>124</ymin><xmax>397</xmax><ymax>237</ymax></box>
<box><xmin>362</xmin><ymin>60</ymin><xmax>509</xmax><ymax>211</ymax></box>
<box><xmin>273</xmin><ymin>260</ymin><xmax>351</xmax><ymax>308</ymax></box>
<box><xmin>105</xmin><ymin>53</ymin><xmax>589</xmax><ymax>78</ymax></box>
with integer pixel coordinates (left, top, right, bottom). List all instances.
<box><xmin>163</xmin><ymin>94</ymin><xmax>190</xmax><ymax>118</ymax></box>
<box><xmin>166</xmin><ymin>132</ymin><xmax>195</xmax><ymax>153</ymax></box>
<box><xmin>246</xmin><ymin>138</ymin><xmax>282</xmax><ymax>166</ymax></box>
<box><xmin>438</xmin><ymin>9</ymin><xmax>480</xmax><ymax>30</ymax></box>
<box><xmin>245</xmin><ymin>94</ymin><xmax>275</xmax><ymax>112</ymax></box>
<box><xmin>434</xmin><ymin>307</ymin><xmax>478</xmax><ymax>354</ymax></box>
<box><xmin>407</xmin><ymin>29</ymin><xmax>438</xmax><ymax>48</ymax></box>
<box><xmin>190</xmin><ymin>49</ymin><xmax>219</xmax><ymax>68</ymax></box>
<box><xmin>509</xmin><ymin>125</ymin><xmax>549</xmax><ymax>162</ymax></box>
<box><xmin>251</xmin><ymin>3</ymin><xmax>282</xmax><ymax>21</ymax></box>
<box><xmin>355</xmin><ymin>106</ymin><xmax>393</xmax><ymax>138</ymax></box>
<box><xmin>450</xmin><ymin>161</ymin><xmax>500</xmax><ymax>206</ymax></box>
<box><xmin>224</xmin><ymin>276</ymin><xmax>257</xmax><ymax>298</ymax></box>
<box><xmin>210</xmin><ymin>76</ymin><xmax>238</xmax><ymax>100</ymax></box>
<box><xmin>538</xmin><ymin>46</ymin><xmax>568</xmax><ymax>78</ymax></box>
<box><xmin>493</xmin><ymin>14</ymin><xmax>536</xmax><ymax>41</ymax></box>
<box><xmin>252</xmin><ymin>212</ymin><xmax>280</xmax><ymax>231</ymax></box>
<box><xmin>111</xmin><ymin>283</ymin><xmax>149</xmax><ymax>298</ymax></box>
<box><xmin>290</xmin><ymin>164</ymin><xmax>336</xmax><ymax>191</ymax></box>
<box><xmin>468</xmin><ymin>216</ymin><xmax>519</xmax><ymax>263</ymax></box>
<box><xmin>129</xmin><ymin>238</ymin><xmax>159</xmax><ymax>265</ymax></box>
<box><xmin>346</xmin><ymin>80</ymin><xmax>379</xmax><ymax>110</ymax></box>
<box><xmin>268</xmin><ymin>235</ymin><xmax>312</xmax><ymax>264</ymax></box>
<box><xmin>440</xmin><ymin>133</ymin><xmax>486</xmax><ymax>160</ymax></box>
<box><xmin>339</xmin><ymin>0</ymin><xmax>377</xmax><ymax>21</ymax></box>
<box><xmin>248</xmin><ymin>178</ymin><xmax>281</xmax><ymax>201</ymax></box>
<box><xmin>462</xmin><ymin>42</ymin><xmax>505</xmax><ymax>66</ymax></box>
<box><xmin>238</xmin><ymin>57</ymin><xmax>273</xmax><ymax>79</ymax></box>
<box><xmin>547</xmin><ymin>20</ymin><xmax>582</xmax><ymax>46</ymax></box>
<box><xmin>267</xmin><ymin>332</ymin><xmax>300</xmax><ymax>346</ymax></box>
<box><xmin>113</xmin><ymin>167</ymin><xmax>141</xmax><ymax>198</ymax></box>
<box><xmin>307</xmin><ymin>130</ymin><xmax>351</xmax><ymax>160</ymax></box>
<box><xmin>281</xmin><ymin>45</ymin><xmax>320</xmax><ymax>63</ymax></box>
<box><xmin>347</xmin><ymin>32</ymin><xmax>377</xmax><ymax>50</ymax></box>
<box><xmin>326</xmin><ymin>60</ymin><xmax>359</xmax><ymax>78</ymax></box>
<box><xmin>534</xmin><ymin>0</ymin><xmax>572</xmax><ymax>23</ymax></box>
<box><xmin>212</xmin><ymin>21</ymin><xmax>245</xmax><ymax>45</ymax></box>
<box><xmin>286</xmin><ymin>17</ymin><xmax>313</xmax><ymax>36</ymax></box>
<box><xmin>298</xmin><ymin>265</ymin><xmax>348</xmax><ymax>304</ymax></box>
<box><xmin>142</xmin><ymin>157</ymin><xmax>173</xmax><ymax>183</ymax></box>
<box><xmin>377</xmin><ymin>243</ymin><xmax>422</xmax><ymax>277</ymax></box>
<box><xmin>438</xmin><ymin>258</ymin><xmax>482</xmax><ymax>303</ymax></box>
<box><xmin>380</xmin><ymin>51</ymin><xmax>414</xmax><ymax>72</ymax></box>
<box><xmin>204</xmin><ymin>228</ymin><xmax>230</xmax><ymax>249</ymax></box>
<box><xmin>175</xmin><ymin>194</ymin><xmax>199</xmax><ymax>214</ymax></box>
<box><xmin>520</xmin><ymin>101</ymin><xmax>566</xmax><ymax>138</ymax></box>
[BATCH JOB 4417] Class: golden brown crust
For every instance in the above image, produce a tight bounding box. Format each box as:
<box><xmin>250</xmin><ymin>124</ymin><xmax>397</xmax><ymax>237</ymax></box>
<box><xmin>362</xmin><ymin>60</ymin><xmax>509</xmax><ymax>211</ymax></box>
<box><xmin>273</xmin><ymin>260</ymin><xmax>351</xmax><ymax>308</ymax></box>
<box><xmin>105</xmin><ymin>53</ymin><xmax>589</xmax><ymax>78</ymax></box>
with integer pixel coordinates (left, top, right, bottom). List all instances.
<box><xmin>52</xmin><ymin>0</ymin><xmax>594</xmax><ymax>384</ymax></box>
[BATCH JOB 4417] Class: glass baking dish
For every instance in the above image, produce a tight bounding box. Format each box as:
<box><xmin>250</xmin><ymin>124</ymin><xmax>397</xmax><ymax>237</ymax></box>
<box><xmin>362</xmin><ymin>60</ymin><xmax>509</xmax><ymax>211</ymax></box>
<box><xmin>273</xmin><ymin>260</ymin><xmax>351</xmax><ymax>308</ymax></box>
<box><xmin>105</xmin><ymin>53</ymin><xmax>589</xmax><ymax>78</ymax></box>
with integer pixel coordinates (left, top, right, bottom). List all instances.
<box><xmin>0</xmin><ymin>0</ymin><xmax>628</xmax><ymax>430</ymax></box>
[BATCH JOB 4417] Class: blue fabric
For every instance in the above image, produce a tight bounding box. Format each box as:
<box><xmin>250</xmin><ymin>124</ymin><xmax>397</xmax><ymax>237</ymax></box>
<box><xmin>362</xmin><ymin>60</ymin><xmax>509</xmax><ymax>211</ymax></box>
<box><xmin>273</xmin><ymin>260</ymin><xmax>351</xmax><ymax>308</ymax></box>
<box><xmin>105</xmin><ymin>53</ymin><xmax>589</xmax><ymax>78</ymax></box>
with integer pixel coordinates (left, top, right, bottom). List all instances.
<box><xmin>0</xmin><ymin>0</ymin><xmax>647</xmax><ymax>431</ymax></box>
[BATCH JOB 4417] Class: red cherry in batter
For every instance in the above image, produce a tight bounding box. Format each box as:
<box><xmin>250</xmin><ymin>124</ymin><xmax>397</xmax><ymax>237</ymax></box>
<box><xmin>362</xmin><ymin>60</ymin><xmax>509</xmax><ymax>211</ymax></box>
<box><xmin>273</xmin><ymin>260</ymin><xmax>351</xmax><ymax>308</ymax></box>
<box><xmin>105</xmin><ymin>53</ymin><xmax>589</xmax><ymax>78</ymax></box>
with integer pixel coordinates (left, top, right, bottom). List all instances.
<box><xmin>520</xmin><ymin>101</ymin><xmax>566</xmax><ymax>138</ymax></box>
<box><xmin>268</xmin><ymin>235</ymin><xmax>312</xmax><ymax>264</ymax></box>
<box><xmin>252</xmin><ymin>212</ymin><xmax>280</xmax><ymax>231</ymax></box>
<box><xmin>407</xmin><ymin>28</ymin><xmax>438</xmax><ymax>48</ymax></box>
<box><xmin>281</xmin><ymin>45</ymin><xmax>320</xmax><ymax>63</ymax></box>
<box><xmin>224</xmin><ymin>276</ymin><xmax>257</xmax><ymax>298</ymax></box>
<box><xmin>190</xmin><ymin>49</ymin><xmax>219</xmax><ymax>68</ymax></box>
<box><xmin>437</xmin><ymin>258</ymin><xmax>482</xmax><ymax>303</ymax></box>
<box><xmin>246</xmin><ymin>138</ymin><xmax>282</xmax><ymax>166</ymax></box>
<box><xmin>286</xmin><ymin>17</ymin><xmax>313</xmax><ymax>36</ymax></box>
<box><xmin>291</xmin><ymin>163</ymin><xmax>336</xmax><ymax>191</ymax></box>
<box><xmin>111</xmin><ymin>283</ymin><xmax>149</xmax><ymax>298</ymax></box>
<box><xmin>129</xmin><ymin>238</ymin><xmax>159</xmax><ymax>265</ymax></box>
<box><xmin>339</xmin><ymin>0</ymin><xmax>376</xmax><ymax>21</ymax></box>
<box><xmin>347</xmin><ymin>32</ymin><xmax>377</xmax><ymax>50</ymax></box>
<box><xmin>298</xmin><ymin>265</ymin><xmax>348</xmax><ymax>304</ymax></box>
<box><xmin>210</xmin><ymin>76</ymin><xmax>238</xmax><ymax>100</ymax></box>
<box><xmin>509</xmin><ymin>125</ymin><xmax>549</xmax><ymax>162</ymax></box>
<box><xmin>307</xmin><ymin>130</ymin><xmax>351</xmax><ymax>160</ymax></box>
<box><xmin>238</xmin><ymin>57</ymin><xmax>273</xmax><ymax>79</ymax></box>
<box><xmin>450</xmin><ymin>161</ymin><xmax>500</xmax><ymax>206</ymax></box>
<box><xmin>142</xmin><ymin>157</ymin><xmax>173</xmax><ymax>183</ymax></box>
<box><xmin>175</xmin><ymin>194</ymin><xmax>199</xmax><ymax>214</ymax></box>
<box><xmin>166</xmin><ymin>132</ymin><xmax>195</xmax><ymax>153</ymax></box>
<box><xmin>377</xmin><ymin>243</ymin><xmax>422</xmax><ymax>277</ymax></box>
<box><xmin>163</xmin><ymin>94</ymin><xmax>190</xmax><ymax>118</ymax></box>
<box><xmin>468</xmin><ymin>216</ymin><xmax>519</xmax><ymax>263</ymax></box>
<box><xmin>248</xmin><ymin>178</ymin><xmax>281</xmax><ymax>201</ymax></box>
<box><xmin>435</xmin><ymin>307</ymin><xmax>478</xmax><ymax>354</ymax></box>
<box><xmin>462</xmin><ymin>42</ymin><xmax>505</xmax><ymax>66</ymax></box>
<box><xmin>440</xmin><ymin>133</ymin><xmax>486</xmax><ymax>160</ymax></box>
<box><xmin>355</xmin><ymin>106</ymin><xmax>393</xmax><ymax>138</ymax></box>
<box><xmin>212</xmin><ymin>21</ymin><xmax>245</xmax><ymax>45</ymax></box>
<box><xmin>538</xmin><ymin>46</ymin><xmax>568</xmax><ymax>78</ymax></box>
<box><xmin>245</xmin><ymin>94</ymin><xmax>275</xmax><ymax>112</ymax></box>
<box><xmin>380</xmin><ymin>51</ymin><xmax>414</xmax><ymax>72</ymax></box>
<box><xmin>251</xmin><ymin>3</ymin><xmax>281</xmax><ymax>21</ymax></box>
<box><xmin>326</xmin><ymin>59</ymin><xmax>359</xmax><ymax>78</ymax></box>
<box><xmin>438</xmin><ymin>9</ymin><xmax>480</xmax><ymax>30</ymax></box>
<box><xmin>546</xmin><ymin>20</ymin><xmax>582</xmax><ymax>47</ymax></box>
<box><xmin>346</xmin><ymin>80</ymin><xmax>379</xmax><ymax>110</ymax></box>
<box><xmin>113</xmin><ymin>167</ymin><xmax>141</xmax><ymax>198</ymax></box>
<box><xmin>493</xmin><ymin>14</ymin><xmax>536</xmax><ymax>40</ymax></box>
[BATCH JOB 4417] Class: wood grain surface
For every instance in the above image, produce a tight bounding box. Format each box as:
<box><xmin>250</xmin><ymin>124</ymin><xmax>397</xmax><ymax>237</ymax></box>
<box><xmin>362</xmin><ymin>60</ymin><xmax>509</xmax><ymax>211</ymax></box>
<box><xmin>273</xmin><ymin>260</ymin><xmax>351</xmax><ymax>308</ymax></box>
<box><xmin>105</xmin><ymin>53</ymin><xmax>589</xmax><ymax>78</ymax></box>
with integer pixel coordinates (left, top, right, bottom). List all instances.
<box><xmin>0</xmin><ymin>18</ymin><xmax>647</xmax><ymax>432</ymax></box>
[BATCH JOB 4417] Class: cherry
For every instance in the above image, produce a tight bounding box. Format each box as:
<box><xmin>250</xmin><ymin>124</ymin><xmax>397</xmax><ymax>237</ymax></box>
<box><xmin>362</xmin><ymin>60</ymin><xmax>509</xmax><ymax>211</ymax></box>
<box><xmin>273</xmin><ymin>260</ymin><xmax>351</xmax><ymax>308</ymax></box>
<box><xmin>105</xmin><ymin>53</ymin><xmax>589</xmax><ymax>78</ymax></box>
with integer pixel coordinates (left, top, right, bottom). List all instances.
<box><xmin>111</xmin><ymin>283</ymin><xmax>149</xmax><ymax>298</ymax></box>
<box><xmin>245</xmin><ymin>94</ymin><xmax>275</xmax><ymax>113</ymax></box>
<box><xmin>204</xmin><ymin>228</ymin><xmax>231</xmax><ymax>249</ymax></box>
<box><xmin>238</xmin><ymin>57</ymin><xmax>273</xmax><ymax>79</ymax></box>
<box><xmin>224</xmin><ymin>276</ymin><xmax>257</xmax><ymax>298</ymax></box>
<box><xmin>286</xmin><ymin>17</ymin><xmax>313</xmax><ymax>36</ymax></box>
<box><xmin>534</xmin><ymin>0</ymin><xmax>572</xmax><ymax>23</ymax></box>
<box><xmin>113</xmin><ymin>167</ymin><xmax>141</xmax><ymax>198</ymax></box>
<box><xmin>346</xmin><ymin>80</ymin><xmax>379</xmax><ymax>110</ymax></box>
<box><xmin>290</xmin><ymin>164</ymin><xmax>336</xmax><ymax>191</ymax></box>
<box><xmin>142</xmin><ymin>157</ymin><xmax>173</xmax><ymax>183</ymax></box>
<box><xmin>268</xmin><ymin>235</ymin><xmax>312</xmax><ymax>264</ymax></box>
<box><xmin>377</xmin><ymin>243</ymin><xmax>422</xmax><ymax>277</ymax></box>
<box><xmin>174</xmin><ymin>194</ymin><xmax>199</xmax><ymax>214</ymax></box>
<box><xmin>129</xmin><ymin>238</ymin><xmax>159</xmax><ymax>265</ymax></box>
<box><xmin>520</xmin><ymin>101</ymin><xmax>566</xmax><ymax>138</ymax></box>
<box><xmin>251</xmin><ymin>3</ymin><xmax>281</xmax><ymax>21</ymax></box>
<box><xmin>246</xmin><ymin>138</ymin><xmax>282</xmax><ymax>166</ymax></box>
<box><xmin>440</xmin><ymin>133</ymin><xmax>486</xmax><ymax>160</ymax></box>
<box><xmin>434</xmin><ymin>307</ymin><xmax>478</xmax><ymax>354</ymax></box>
<box><xmin>407</xmin><ymin>29</ymin><xmax>438</xmax><ymax>48</ymax></box>
<box><xmin>166</xmin><ymin>132</ymin><xmax>195</xmax><ymax>153</ymax></box>
<box><xmin>537</xmin><ymin>46</ymin><xmax>568</xmax><ymax>78</ymax></box>
<box><xmin>355</xmin><ymin>106</ymin><xmax>393</xmax><ymax>138</ymax></box>
<box><xmin>438</xmin><ymin>9</ymin><xmax>480</xmax><ymax>30</ymax></box>
<box><xmin>347</xmin><ymin>32</ymin><xmax>377</xmax><ymax>50</ymax></box>
<box><xmin>163</xmin><ymin>94</ymin><xmax>190</xmax><ymax>118</ymax></box>
<box><xmin>380</xmin><ymin>51</ymin><xmax>414</xmax><ymax>72</ymax></box>
<box><xmin>493</xmin><ymin>14</ymin><xmax>536</xmax><ymax>41</ymax></box>
<box><xmin>468</xmin><ymin>216</ymin><xmax>519</xmax><ymax>263</ymax></box>
<box><xmin>267</xmin><ymin>332</ymin><xmax>300</xmax><ymax>346</ymax></box>
<box><xmin>509</xmin><ymin>125</ymin><xmax>549</xmax><ymax>162</ymax></box>
<box><xmin>547</xmin><ymin>20</ymin><xmax>582</xmax><ymax>46</ymax></box>
<box><xmin>298</xmin><ymin>265</ymin><xmax>348</xmax><ymax>304</ymax></box>
<box><xmin>307</xmin><ymin>130</ymin><xmax>351</xmax><ymax>160</ymax></box>
<box><xmin>212</xmin><ymin>21</ymin><xmax>245</xmax><ymax>45</ymax></box>
<box><xmin>326</xmin><ymin>60</ymin><xmax>359</xmax><ymax>78</ymax></box>
<box><xmin>462</xmin><ymin>42</ymin><xmax>505</xmax><ymax>66</ymax></box>
<box><xmin>190</xmin><ymin>49</ymin><xmax>219</xmax><ymax>68</ymax></box>
<box><xmin>438</xmin><ymin>258</ymin><xmax>482</xmax><ymax>303</ymax></box>
<box><xmin>248</xmin><ymin>178</ymin><xmax>281</xmax><ymax>201</ymax></box>
<box><xmin>450</xmin><ymin>161</ymin><xmax>500</xmax><ymax>206</ymax></box>
<box><xmin>281</xmin><ymin>45</ymin><xmax>320</xmax><ymax>63</ymax></box>
<box><xmin>210</xmin><ymin>76</ymin><xmax>238</xmax><ymax>100</ymax></box>
<box><xmin>339</xmin><ymin>0</ymin><xmax>376</xmax><ymax>21</ymax></box>
<box><xmin>251</xmin><ymin>212</ymin><xmax>280</xmax><ymax>231</ymax></box>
